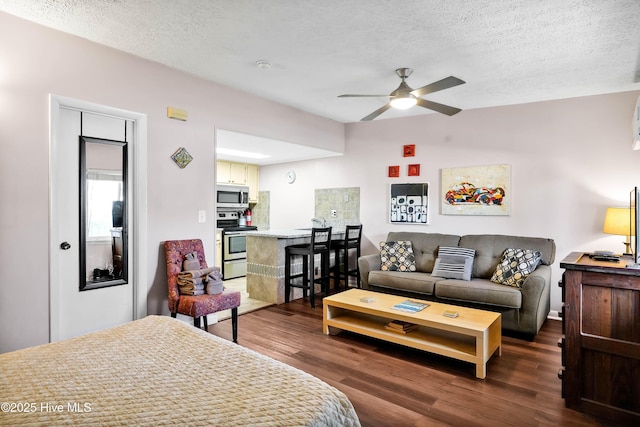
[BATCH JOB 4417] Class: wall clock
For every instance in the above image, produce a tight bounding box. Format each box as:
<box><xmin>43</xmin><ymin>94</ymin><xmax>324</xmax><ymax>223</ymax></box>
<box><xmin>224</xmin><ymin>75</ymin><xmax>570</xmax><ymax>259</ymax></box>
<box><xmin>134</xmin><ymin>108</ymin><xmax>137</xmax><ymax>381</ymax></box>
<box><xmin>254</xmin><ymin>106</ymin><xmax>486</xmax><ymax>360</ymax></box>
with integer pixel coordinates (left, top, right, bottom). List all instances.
<box><xmin>286</xmin><ymin>170</ymin><xmax>296</xmax><ymax>184</ymax></box>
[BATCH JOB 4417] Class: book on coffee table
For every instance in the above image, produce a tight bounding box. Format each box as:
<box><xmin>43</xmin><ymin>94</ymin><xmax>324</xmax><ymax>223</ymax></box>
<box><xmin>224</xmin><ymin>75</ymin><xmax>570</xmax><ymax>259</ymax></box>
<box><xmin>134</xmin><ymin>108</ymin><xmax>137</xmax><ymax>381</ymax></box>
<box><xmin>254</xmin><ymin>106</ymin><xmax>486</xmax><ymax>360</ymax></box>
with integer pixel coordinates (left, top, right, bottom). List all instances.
<box><xmin>384</xmin><ymin>320</ymin><xmax>419</xmax><ymax>333</ymax></box>
<box><xmin>391</xmin><ymin>299</ymin><xmax>429</xmax><ymax>313</ymax></box>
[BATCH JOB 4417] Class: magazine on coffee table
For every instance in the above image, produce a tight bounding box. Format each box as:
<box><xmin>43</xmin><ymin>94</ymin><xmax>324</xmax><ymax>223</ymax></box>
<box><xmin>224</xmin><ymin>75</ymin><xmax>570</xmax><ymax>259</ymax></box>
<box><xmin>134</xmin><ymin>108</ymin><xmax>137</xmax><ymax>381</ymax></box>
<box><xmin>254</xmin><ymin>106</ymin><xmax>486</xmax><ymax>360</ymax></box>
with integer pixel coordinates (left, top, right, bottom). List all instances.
<box><xmin>391</xmin><ymin>299</ymin><xmax>429</xmax><ymax>313</ymax></box>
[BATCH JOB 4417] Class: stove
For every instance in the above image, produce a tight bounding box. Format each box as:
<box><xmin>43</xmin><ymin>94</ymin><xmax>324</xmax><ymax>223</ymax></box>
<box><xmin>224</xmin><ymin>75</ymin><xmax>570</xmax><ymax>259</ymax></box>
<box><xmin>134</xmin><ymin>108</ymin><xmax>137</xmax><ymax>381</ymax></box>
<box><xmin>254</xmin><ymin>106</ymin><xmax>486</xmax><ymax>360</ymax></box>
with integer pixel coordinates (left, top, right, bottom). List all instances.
<box><xmin>216</xmin><ymin>211</ymin><xmax>256</xmax><ymax>279</ymax></box>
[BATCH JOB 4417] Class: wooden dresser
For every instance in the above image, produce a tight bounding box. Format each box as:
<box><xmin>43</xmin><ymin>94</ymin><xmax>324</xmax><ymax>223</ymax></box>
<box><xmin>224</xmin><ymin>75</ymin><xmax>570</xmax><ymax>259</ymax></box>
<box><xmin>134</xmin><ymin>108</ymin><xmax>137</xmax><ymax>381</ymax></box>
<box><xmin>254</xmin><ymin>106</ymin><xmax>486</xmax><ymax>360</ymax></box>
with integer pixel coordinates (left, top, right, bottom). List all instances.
<box><xmin>559</xmin><ymin>252</ymin><xmax>640</xmax><ymax>426</ymax></box>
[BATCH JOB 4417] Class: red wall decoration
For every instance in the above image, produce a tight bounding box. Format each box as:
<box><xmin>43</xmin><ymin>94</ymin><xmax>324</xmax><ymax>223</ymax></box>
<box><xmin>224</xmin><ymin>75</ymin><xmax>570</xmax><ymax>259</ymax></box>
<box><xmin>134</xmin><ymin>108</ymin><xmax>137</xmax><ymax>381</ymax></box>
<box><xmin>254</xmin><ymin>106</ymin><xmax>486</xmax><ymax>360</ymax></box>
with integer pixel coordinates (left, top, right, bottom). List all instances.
<box><xmin>403</xmin><ymin>144</ymin><xmax>415</xmax><ymax>157</ymax></box>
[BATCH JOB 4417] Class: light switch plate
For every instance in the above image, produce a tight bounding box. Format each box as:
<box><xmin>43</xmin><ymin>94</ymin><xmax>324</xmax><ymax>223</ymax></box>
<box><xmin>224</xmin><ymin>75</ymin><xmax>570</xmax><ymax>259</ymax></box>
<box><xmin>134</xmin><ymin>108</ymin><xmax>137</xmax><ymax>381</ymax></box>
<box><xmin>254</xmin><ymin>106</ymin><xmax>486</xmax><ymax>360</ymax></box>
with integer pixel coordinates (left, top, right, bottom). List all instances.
<box><xmin>198</xmin><ymin>210</ymin><xmax>206</xmax><ymax>223</ymax></box>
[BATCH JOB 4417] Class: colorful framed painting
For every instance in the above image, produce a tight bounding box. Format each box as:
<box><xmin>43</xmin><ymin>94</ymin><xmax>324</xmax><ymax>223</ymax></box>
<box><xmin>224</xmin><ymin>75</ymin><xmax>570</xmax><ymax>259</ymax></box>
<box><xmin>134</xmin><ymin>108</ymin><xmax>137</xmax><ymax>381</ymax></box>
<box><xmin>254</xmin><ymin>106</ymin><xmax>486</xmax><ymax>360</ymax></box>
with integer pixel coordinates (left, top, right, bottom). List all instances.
<box><xmin>408</xmin><ymin>164</ymin><xmax>420</xmax><ymax>176</ymax></box>
<box><xmin>403</xmin><ymin>144</ymin><xmax>415</xmax><ymax>157</ymax></box>
<box><xmin>441</xmin><ymin>164</ymin><xmax>510</xmax><ymax>216</ymax></box>
<box><xmin>388</xmin><ymin>165</ymin><xmax>400</xmax><ymax>178</ymax></box>
<box><xmin>171</xmin><ymin>147</ymin><xmax>193</xmax><ymax>169</ymax></box>
<box><xmin>389</xmin><ymin>182</ymin><xmax>429</xmax><ymax>224</ymax></box>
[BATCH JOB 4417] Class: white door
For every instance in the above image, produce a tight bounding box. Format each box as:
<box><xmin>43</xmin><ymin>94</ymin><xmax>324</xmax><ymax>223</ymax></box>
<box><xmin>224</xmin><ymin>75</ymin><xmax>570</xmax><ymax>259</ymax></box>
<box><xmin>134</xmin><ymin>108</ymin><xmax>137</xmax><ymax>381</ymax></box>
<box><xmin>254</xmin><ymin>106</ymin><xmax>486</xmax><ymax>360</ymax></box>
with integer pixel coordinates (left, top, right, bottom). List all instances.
<box><xmin>50</xmin><ymin>97</ymin><xmax>148</xmax><ymax>341</ymax></box>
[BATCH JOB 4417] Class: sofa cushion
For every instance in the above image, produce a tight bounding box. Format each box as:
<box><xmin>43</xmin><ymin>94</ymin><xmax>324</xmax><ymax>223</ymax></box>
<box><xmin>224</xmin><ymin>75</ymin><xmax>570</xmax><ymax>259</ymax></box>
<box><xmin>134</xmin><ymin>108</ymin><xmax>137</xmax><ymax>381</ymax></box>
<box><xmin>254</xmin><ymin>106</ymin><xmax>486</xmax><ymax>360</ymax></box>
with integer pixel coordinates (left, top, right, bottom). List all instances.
<box><xmin>386</xmin><ymin>232</ymin><xmax>461</xmax><ymax>273</ymax></box>
<box><xmin>458</xmin><ymin>234</ymin><xmax>556</xmax><ymax>279</ymax></box>
<box><xmin>369</xmin><ymin>271</ymin><xmax>438</xmax><ymax>295</ymax></box>
<box><xmin>434</xmin><ymin>278</ymin><xmax>522</xmax><ymax>308</ymax></box>
<box><xmin>432</xmin><ymin>246</ymin><xmax>475</xmax><ymax>281</ymax></box>
<box><xmin>379</xmin><ymin>241</ymin><xmax>416</xmax><ymax>272</ymax></box>
<box><xmin>490</xmin><ymin>248</ymin><xmax>542</xmax><ymax>288</ymax></box>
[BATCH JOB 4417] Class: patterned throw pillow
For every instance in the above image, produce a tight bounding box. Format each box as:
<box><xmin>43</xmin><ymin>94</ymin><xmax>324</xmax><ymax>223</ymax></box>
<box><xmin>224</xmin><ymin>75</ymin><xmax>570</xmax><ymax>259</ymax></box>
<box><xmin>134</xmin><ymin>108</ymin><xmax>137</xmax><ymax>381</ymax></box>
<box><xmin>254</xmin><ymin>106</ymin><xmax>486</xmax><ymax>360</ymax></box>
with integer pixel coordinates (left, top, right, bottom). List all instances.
<box><xmin>379</xmin><ymin>241</ymin><xmax>416</xmax><ymax>272</ymax></box>
<box><xmin>490</xmin><ymin>248</ymin><xmax>542</xmax><ymax>288</ymax></box>
<box><xmin>431</xmin><ymin>246</ymin><xmax>476</xmax><ymax>281</ymax></box>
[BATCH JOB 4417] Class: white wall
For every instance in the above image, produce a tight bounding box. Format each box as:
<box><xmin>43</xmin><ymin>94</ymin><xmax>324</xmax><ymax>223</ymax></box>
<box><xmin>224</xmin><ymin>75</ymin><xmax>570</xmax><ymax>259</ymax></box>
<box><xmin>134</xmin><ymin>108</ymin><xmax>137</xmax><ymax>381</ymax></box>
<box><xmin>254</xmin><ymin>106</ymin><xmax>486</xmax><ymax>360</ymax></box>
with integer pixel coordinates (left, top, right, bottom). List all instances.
<box><xmin>1</xmin><ymin>10</ymin><xmax>637</xmax><ymax>352</ymax></box>
<box><xmin>0</xmin><ymin>12</ymin><xmax>343</xmax><ymax>353</ymax></box>
<box><xmin>260</xmin><ymin>90</ymin><xmax>640</xmax><ymax>314</ymax></box>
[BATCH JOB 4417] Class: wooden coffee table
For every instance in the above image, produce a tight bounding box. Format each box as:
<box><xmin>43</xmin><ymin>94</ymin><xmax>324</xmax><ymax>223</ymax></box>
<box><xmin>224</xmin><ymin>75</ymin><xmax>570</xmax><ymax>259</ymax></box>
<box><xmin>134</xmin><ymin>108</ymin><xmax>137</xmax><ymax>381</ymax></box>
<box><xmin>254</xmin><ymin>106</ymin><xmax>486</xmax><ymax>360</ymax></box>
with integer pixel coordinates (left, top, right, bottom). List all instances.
<box><xmin>323</xmin><ymin>289</ymin><xmax>501</xmax><ymax>378</ymax></box>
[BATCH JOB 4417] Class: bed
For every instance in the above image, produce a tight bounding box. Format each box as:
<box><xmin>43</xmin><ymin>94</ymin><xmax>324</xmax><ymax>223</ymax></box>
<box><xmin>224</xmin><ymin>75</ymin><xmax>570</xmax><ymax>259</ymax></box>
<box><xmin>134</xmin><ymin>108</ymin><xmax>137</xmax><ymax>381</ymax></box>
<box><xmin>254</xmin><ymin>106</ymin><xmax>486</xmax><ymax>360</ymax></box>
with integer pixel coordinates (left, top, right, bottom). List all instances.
<box><xmin>0</xmin><ymin>315</ymin><xmax>361</xmax><ymax>426</ymax></box>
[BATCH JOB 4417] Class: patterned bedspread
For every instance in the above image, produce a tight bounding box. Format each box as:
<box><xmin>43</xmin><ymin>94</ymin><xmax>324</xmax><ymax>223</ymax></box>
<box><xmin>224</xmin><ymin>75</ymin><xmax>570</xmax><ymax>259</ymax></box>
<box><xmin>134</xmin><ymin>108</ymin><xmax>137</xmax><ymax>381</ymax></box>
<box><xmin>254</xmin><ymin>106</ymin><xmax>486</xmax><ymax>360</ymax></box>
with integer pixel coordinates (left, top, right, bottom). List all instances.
<box><xmin>0</xmin><ymin>316</ymin><xmax>360</xmax><ymax>426</ymax></box>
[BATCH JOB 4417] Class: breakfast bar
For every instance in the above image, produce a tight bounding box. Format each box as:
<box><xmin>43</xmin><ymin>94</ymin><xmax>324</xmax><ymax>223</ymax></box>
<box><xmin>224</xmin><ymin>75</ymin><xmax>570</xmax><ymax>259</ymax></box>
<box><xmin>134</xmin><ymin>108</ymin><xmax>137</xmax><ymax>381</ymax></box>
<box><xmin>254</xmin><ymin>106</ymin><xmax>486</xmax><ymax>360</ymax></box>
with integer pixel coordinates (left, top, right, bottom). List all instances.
<box><xmin>246</xmin><ymin>229</ymin><xmax>344</xmax><ymax>304</ymax></box>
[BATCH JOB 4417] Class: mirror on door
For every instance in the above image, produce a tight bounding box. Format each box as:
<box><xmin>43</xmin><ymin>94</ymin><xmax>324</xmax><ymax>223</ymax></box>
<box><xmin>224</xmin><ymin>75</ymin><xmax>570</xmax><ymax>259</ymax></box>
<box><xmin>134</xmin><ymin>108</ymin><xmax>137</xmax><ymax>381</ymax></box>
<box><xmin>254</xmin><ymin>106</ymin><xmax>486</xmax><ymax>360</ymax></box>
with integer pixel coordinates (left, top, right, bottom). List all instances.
<box><xmin>79</xmin><ymin>135</ymin><xmax>127</xmax><ymax>290</ymax></box>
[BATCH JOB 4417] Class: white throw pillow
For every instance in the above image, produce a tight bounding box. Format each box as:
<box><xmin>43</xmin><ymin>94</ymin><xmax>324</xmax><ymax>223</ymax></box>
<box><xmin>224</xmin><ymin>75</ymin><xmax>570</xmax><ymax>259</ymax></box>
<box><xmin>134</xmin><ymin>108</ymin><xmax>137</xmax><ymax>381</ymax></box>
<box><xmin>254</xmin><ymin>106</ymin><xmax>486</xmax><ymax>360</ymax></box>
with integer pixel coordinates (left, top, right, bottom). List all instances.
<box><xmin>431</xmin><ymin>246</ymin><xmax>475</xmax><ymax>281</ymax></box>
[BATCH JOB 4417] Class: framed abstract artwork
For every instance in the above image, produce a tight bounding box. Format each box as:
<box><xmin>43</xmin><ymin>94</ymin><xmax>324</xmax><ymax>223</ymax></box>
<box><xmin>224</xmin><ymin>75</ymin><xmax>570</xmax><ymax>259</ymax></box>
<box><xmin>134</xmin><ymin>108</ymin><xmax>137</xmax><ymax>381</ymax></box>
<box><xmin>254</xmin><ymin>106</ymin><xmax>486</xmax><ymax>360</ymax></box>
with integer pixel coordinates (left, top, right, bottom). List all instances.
<box><xmin>408</xmin><ymin>164</ymin><xmax>420</xmax><ymax>176</ymax></box>
<box><xmin>171</xmin><ymin>147</ymin><xmax>193</xmax><ymax>169</ymax></box>
<box><xmin>441</xmin><ymin>164</ymin><xmax>510</xmax><ymax>216</ymax></box>
<box><xmin>389</xmin><ymin>182</ymin><xmax>429</xmax><ymax>224</ymax></box>
<box><xmin>403</xmin><ymin>144</ymin><xmax>415</xmax><ymax>157</ymax></box>
<box><xmin>388</xmin><ymin>165</ymin><xmax>400</xmax><ymax>177</ymax></box>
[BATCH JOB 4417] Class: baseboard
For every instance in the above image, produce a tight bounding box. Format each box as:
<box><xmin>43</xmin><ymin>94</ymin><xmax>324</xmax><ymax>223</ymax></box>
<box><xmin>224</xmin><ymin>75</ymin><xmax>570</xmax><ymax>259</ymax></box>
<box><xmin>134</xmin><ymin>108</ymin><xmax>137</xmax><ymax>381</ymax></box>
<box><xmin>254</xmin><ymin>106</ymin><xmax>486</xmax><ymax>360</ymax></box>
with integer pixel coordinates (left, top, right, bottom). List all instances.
<box><xmin>547</xmin><ymin>310</ymin><xmax>561</xmax><ymax>321</ymax></box>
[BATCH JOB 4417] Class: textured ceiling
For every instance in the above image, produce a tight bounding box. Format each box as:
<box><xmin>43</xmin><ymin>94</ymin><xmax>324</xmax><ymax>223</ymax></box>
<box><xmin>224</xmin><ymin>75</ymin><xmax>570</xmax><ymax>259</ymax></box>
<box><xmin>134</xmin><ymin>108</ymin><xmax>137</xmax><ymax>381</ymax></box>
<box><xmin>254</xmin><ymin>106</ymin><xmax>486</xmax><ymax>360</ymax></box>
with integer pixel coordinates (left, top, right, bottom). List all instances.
<box><xmin>3</xmin><ymin>1</ymin><xmax>640</xmax><ymax>164</ymax></box>
<box><xmin>1</xmin><ymin>0</ymin><xmax>639</xmax><ymax>125</ymax></box>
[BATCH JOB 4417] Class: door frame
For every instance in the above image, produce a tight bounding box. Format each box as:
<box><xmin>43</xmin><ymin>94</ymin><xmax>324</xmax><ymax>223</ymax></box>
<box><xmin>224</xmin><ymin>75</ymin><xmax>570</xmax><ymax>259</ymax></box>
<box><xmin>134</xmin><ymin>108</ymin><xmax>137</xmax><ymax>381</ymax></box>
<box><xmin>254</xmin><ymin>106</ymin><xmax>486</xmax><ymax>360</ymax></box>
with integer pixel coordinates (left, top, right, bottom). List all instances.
<box><xmin>48</xmin><ymin>94</ymin><xmax>148</xmax><ymax>342</ymax></box>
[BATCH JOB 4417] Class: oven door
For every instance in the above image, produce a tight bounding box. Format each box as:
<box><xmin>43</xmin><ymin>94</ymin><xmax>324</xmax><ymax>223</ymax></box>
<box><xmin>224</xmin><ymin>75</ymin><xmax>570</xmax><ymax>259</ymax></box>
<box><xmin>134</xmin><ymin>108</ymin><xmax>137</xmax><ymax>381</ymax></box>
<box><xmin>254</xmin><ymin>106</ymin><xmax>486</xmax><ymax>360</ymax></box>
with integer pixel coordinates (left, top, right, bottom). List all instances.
<box><xmin>223</xmin><ymin>232</ymin><xmax>247</xmax><ymax>261</ymax></box>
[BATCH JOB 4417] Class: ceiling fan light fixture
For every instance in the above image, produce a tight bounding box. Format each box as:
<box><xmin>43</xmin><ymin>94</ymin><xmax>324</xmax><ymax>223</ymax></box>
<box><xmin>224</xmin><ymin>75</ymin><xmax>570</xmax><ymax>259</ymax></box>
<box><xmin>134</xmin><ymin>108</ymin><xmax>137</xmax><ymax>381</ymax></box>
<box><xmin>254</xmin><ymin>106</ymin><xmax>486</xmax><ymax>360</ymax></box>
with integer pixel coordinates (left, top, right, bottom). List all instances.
<box><xmin>339</xmin><ymin>68</ymin><xmax>464</xmax><ymax>120</ymax></box>
<box><xmin>390</xmin><ymin>94</ymin><xmax>417</xmax><ymax>110</ymax></box>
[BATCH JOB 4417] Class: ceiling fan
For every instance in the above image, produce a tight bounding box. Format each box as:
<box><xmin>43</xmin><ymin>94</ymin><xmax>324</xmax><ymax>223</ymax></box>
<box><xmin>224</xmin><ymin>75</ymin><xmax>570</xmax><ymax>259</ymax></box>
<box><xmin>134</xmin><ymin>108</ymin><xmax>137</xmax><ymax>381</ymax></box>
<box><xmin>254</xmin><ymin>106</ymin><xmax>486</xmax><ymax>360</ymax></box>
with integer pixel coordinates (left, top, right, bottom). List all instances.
<box><xmin>338</xmin><ymin>68</ymin><xmax>465</xmax><ymax>121</ymax></box>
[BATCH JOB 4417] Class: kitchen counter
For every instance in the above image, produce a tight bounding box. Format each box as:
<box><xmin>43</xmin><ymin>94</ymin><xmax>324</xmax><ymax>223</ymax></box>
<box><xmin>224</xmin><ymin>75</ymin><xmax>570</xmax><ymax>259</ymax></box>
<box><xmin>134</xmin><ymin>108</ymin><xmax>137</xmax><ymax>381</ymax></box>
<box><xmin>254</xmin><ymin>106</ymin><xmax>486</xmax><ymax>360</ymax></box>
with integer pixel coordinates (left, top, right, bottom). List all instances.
<box><xmin>245</xmin><ymin>228</ymin><xmax>345</xmax><ymax>304</ymax></box>
<box><xmin>247</xmin><ymin>228</ymin><xmax>346</xmax><ymax>238</ymax></box>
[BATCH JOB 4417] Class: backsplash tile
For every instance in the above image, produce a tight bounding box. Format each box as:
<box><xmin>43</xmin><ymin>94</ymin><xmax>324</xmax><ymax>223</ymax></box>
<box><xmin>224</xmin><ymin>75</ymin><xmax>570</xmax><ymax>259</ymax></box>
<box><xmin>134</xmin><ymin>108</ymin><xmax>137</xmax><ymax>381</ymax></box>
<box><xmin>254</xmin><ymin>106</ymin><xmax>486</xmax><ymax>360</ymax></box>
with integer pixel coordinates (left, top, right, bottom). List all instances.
<box><xmin>314</xmin><ymin>187</ymin><xmax>360</xmax><ymax>228</ymax></box>
<box><xmin>252</xmin><ymin>191</ymin><xmax>270</xmax><ymax>229</ymax></box>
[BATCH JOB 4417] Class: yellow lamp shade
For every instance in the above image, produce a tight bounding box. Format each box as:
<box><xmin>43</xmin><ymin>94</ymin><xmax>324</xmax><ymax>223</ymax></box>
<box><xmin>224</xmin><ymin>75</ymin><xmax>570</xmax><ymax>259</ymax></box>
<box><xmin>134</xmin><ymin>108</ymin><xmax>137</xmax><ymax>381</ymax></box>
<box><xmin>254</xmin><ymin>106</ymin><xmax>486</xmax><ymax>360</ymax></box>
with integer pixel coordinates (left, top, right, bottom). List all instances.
<box><xmin>603</xmin><ymin>207</ymin><xmax>634</xmax><ymax>236</ymax></box>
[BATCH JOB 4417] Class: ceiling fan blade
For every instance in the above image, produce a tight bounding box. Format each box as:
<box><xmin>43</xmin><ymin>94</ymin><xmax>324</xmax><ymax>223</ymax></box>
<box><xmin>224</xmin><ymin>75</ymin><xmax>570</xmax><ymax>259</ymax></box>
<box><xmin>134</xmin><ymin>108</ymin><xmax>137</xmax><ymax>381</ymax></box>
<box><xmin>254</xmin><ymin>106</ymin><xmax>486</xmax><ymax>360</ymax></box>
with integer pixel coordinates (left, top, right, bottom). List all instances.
<box><xmin>416</xmin><ymin>98</ymin><xmax>461</xmax><ymax>116</ymax></box>
<box><xmin>338</xmin><ymin>94</ymin><xmax>391</xmax><ymax>98</ymax></box>
<box><xmin>361</xmin><ymin>103</ymin><xmax>392</xmax><ymax>121</ymax></box>
<box><xmin>410</xmin><ymin>76</ymin><xmax>465</xmax><ymax>98</ymax></box>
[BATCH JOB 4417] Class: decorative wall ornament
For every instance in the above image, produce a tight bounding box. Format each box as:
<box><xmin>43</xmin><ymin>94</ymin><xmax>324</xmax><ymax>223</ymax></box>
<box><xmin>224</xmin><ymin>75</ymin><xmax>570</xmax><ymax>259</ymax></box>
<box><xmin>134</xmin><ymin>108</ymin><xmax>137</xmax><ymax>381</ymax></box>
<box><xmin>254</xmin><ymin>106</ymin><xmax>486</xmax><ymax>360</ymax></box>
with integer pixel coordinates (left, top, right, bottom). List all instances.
<box><xmin>171</xmin><ymin>147</ymin><xmax>193</xmax><ymax>169</ymax></box>
<box><xmin>441</xmin><ymin>164</ymin><xmax>510</xmax><ymax>216</ymax></box>
<box><xmin>408</xmin><ymin>164</ymin><xmax>420</xmax><ymax>176</ymax></box>
<box><xmin>389</xmin><ymin>183</ymin><xmax>429</xmax><ymax>224</ymax></box>
<box><xmin>388</xmin><ymin>165</ymin><xmax>400</xmax><ymax>178</ymax></box>
<box><xmin>403</xmin><ymin>144</ymin><xmax>415</xmax><ymax>157</ymax></box>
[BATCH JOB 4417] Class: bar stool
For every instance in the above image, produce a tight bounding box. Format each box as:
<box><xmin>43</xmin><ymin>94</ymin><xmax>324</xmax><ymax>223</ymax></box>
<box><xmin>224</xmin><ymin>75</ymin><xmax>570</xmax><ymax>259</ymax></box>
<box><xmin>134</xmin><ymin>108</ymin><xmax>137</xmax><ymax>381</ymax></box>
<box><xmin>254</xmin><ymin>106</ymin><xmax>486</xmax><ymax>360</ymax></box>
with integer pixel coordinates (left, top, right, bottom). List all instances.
<box><xmin>284</xmin><ymin>227</ymin><xmax>332</xmax><ymax>308</ymax></box>
<box><xmin>330</xmin><ymin>224</ymin><xmax>363</xmax><ymax>291</ymax></box>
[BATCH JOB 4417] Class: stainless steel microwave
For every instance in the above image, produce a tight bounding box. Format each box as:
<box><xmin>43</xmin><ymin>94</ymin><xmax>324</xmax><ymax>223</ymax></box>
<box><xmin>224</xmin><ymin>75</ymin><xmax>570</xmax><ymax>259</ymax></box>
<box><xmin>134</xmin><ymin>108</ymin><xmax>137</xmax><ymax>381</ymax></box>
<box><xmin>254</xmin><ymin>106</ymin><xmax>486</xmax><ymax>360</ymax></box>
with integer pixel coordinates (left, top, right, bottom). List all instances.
<box><xmin>216</xmin><ymin>184</ymin><xmax>249</xmax><ymax>209</ymax></box>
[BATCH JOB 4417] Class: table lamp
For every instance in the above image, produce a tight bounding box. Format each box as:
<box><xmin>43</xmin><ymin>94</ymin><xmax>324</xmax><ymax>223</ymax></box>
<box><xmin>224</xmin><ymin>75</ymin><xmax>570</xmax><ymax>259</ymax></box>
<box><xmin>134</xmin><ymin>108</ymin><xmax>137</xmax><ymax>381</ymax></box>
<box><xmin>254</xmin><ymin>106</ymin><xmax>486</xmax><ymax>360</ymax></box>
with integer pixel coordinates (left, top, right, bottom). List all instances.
<box><xmin>603</xmin><ymin>207</ymin><xmax>633</xmax><ymax>254</ymax></box>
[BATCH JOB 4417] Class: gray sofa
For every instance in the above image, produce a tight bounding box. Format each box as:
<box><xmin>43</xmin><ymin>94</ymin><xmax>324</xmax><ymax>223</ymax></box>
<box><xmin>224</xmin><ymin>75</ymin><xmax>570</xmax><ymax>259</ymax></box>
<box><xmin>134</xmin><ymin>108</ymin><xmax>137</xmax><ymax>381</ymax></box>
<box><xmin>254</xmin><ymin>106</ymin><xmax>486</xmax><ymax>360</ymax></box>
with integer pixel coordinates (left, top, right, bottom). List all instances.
<box><xmin>358</xmin><ymin>232</ymin><xmax>556</xmax><ymax>336</ymax></box>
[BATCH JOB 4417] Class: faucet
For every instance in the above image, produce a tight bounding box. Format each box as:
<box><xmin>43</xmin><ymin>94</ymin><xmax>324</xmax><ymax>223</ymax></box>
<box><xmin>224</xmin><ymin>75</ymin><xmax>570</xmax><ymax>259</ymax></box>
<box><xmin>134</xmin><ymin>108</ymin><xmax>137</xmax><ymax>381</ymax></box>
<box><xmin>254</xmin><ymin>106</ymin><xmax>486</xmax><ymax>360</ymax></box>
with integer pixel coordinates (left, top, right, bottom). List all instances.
<box><xmin>311</xmin><ymin>217</ymin><xmax>327</xmax><ymax>227</ymax></box>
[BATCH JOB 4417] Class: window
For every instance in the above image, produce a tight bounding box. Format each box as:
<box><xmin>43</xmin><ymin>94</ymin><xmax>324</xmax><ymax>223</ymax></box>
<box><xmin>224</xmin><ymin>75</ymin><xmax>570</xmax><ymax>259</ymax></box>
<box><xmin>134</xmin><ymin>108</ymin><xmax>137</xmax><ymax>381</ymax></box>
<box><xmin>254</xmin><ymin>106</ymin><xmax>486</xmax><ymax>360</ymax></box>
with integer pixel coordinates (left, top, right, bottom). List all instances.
<box><xmin>86</xmin><ymin>170</ymin><xmax>123</xmax><ymax>241</ymax></box>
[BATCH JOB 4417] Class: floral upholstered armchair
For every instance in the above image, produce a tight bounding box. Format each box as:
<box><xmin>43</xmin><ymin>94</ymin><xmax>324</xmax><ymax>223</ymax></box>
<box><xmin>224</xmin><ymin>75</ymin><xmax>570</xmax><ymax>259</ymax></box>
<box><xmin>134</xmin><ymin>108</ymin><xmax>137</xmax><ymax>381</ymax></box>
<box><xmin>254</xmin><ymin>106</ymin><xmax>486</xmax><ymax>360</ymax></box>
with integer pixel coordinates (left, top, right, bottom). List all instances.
<box><xmin>164</xmin><ymin>239</ymin><xmax>241</xmax><ymax>342</ymax></box>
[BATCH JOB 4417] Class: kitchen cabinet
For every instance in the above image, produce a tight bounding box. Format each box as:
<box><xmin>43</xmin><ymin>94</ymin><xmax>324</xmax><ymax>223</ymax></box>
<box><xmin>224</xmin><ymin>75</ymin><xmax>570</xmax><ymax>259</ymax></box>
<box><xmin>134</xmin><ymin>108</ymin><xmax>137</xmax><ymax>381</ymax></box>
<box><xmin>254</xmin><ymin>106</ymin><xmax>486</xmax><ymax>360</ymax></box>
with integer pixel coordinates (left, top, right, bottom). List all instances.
<box><xmin>217</xmin><ymin>160</ymin><xmax>247</xmax><ymax>185</ymax></box>
<box><xmin>247</xmin><ymin>163</ymin><xmax>259</xmax><ymax>203</ymax></box>
<box><xmin>558</xmin><ymin>252</ymin><xmax>640</xmax><ymax>426</ymax></box>
<box><xmin>217</xmin><ymin>160</ymin><xmax>259</xmax><ymax>202</ymax></box>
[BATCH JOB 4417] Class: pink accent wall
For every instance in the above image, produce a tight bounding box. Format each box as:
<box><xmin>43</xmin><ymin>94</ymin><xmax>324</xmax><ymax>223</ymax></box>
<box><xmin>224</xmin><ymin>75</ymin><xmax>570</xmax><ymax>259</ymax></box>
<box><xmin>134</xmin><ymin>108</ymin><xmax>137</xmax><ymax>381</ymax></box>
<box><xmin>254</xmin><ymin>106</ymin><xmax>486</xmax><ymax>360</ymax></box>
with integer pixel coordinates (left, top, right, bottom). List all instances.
<box><xmin>0</xmin><ymin>12</ymin><xmax>343</xmax><ymax>352</ymax></box>
<box><xmin>259</xmin><ymin>91</ymin><xmax>640</xmax><ymax>318</ymax></box>
<box><xmin>1</xmin><ymin>10</ymin><xmax>639</xmax><ymax>352</ymax></box>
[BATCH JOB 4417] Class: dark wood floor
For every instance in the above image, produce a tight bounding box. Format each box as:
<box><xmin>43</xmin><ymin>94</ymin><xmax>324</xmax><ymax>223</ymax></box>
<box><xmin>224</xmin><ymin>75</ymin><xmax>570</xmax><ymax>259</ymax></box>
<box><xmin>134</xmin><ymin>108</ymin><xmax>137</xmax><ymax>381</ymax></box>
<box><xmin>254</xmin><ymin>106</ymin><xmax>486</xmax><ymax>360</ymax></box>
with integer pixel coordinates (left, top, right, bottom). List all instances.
<box><xmin>209</xmin><ymin>295</ymin><xmax>606</xmax><ymax>427</ymax></box>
